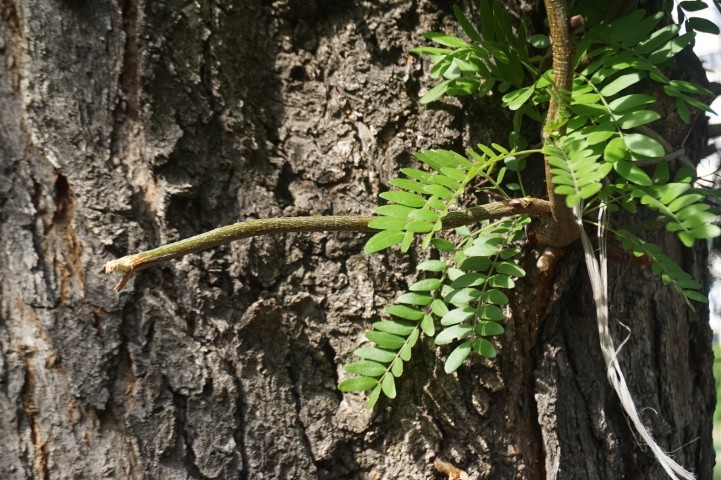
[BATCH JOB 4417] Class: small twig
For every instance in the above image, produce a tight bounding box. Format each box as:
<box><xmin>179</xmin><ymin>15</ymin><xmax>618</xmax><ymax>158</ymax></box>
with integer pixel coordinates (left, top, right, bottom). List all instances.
<box><xmin>104</xmin><ymin>198</ymin><xmax>552</xmax><ymax>291</ymax></box>
<box><xmin>539</xmin><ymin>0</ymin><xmax>579</xmax><ymax>247</ymax></box>
<box><xmin>432</xmin><ymin>458</ymin><xmax>469</xmax><ymax>480</ymax></box>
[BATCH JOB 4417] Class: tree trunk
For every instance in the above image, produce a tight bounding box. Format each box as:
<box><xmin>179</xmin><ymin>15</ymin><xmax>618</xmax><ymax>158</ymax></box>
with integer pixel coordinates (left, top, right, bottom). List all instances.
<box><xmin>0</xmin><ymin>0</ymin><xmax>714</xmax><ymax>478</ymax></box>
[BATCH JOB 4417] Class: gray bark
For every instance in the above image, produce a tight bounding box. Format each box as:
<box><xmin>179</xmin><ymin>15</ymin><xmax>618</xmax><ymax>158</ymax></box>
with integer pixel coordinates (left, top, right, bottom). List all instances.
<box><xmin>0</xmin><ymin>0</ymin><xmax>714</xmax><ymax>479</ymax></box>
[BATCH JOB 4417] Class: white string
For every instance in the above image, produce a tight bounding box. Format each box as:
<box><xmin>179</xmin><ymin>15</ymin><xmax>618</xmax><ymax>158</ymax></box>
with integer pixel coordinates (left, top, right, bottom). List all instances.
<box><xmin>573</xmin><ymin>203</ymin><xmax>695</xmax><ymax>480</ymax></box>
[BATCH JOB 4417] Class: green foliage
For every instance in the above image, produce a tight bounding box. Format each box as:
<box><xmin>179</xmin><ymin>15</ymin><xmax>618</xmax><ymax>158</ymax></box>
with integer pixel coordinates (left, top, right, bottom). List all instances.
<box><xmin>365</xmin><ymin>146</ymin><xmax>513</xmax><ymax>254</ymax></box>
<box><xmin>410</xmin><ymin>0</ymin><xmax>538</xmax><ymax>103</ymax></box>
<box><xmin>342</xmin><ymin>215</ymin><xmax>529</xmax><ymax>406</ymax></box>
<box><xmin>544</xmin><ymin>136</ymin><xmax>613</xmax><ymax>207</ymax></box>
<box><xmin>615</xmin><ymin>229</ymin><xmax>707</xmax><ymax>303</ymax></box>
<box><xmin>340</xmin><ymin>3</ymin><xmax>719</xmax><ymax>407</ymax></box>
<box><xmin>436</xmin><ymin>216</ymin><xmax>529</xmax><ymax>373</ymax></box>
<box><xmin>637</xmin><ymin>183</ymin><xmax>721</xmax><ymax>247</ymax></box>
<box><xmin>338</xmin><ymin>268</ymin><xmax>440</xmax><ymax>408</ymax></box>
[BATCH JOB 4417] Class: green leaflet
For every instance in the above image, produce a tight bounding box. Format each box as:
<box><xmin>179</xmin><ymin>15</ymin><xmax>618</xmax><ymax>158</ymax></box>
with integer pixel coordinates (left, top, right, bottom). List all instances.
<box><xmin>417</xmin><ymin>259</ymin><xmax>448</xmax><ymax>272</ymax></box>
<box><xmin>384</xmin><ymin>304</ymin><xmax>424</xmax><ymax>321</ymax></box>
<box><xmin>478</xmin><ymin>304</ymin><xmax>505</xmax><ymax>321</ymax></box>
<box><xmin>364</xmin><ymin>230</ymin><xmax>404</xmax><ymax>254</ymax></box>
<box><xmin>444</xmin><ymin>342</ymin><xmax>472</xmax><ymax>373</ymax></box>
<box><xmin>688</xmin><ymin>17</ymin><xmax>719</xmax><ymax>35</ymax></box>
<box><xmin>410</xmin><ymin>278</ymin><xmax>443</xmax><ymax>291</ymax></box>
<box><xmin>338</xmin><ymin>376</ymin><xmax>378</xmax><ymax>392</ymax></box>
<box><xmin>379</xmin><ymin>191</ymin><xmax>426</xmax><ymax>208</ymax></box>
<box><xmin>473</xmin><ymin>338</ymin><xmax>497</xmax><ymax>358</ymax></box>
<box><xmin>424</xmin><ymin>32</ymin><xmax>468</xmax><ymax>49</ymax></box>
<box><xmin>607</xmin><ymin>94</ymin><xmax>656</xmax><ymax>113</ymax></box>
<box><xmin>345</xmin><ymin>360</ymin><xmax>387</xmax><ymax>377</ymax></box>
<box><xmin>365</xmin><ymin>331</ymin><xmax>406</xmax><ymax>350</ymax></box>
<box><xmin>453</xmin><ymin>4</ymin><xmax>482</xmax><ymax>42</ymax></box>
<box><xmin>381</xmin><ymin>373</ymin><xmax>396</xmax><ymax>398</ymax></box>
<box><xmin>395</xmin><ymin>292</ymin><xmax>434</xmax><ymax>306</ymax></box>
<box><xmin>373</xmin><ymin>320</ymin><xmax>417</xmax><ymax>336</ymax></box>
<box><xmin>600</xmin><ymin>72</ymin><xmax>644</xmax><ymax>97</ymax></box>
<box><xmin>435</xmin><ymin>324</ymin><xmax>474</xmax><ymax>345</ymax></box>
<box><xmin>354</xmin><ymin>347</ymin><xmax>397</xmax><ymax>363</ymax></box>
<box><xmin>616</xmin><ymin>110</ymin><xmax>661</xmax><ymax>129</ymax></box>
<box><xmin>441</xmin><ymin>307</ymin><xmax>475</xmax><ymax>326</ymax></box>
<box><xmin>637</xmin><ymin>24</ymin><xmax>680</xmax><ymax>55</ymax></box>
<box><xmin>481</xmin><ymin>288</ymin><xmax>509</xmax><ymax>305</ymax></box>
<box><xmin>476</xmin><ymin>321</ymin><xmax>504</xmax><ymax>336</ymax></box>
<box><xmin>421</xmin><ymin>314</ymin><xmax>436</xmax><ymax>336</ymax></box>
<box><xmin>615</xmin><ymin>160</ymin><xmax>653</xmax><ymax>187</ymax></box>
<box><xmin>624</xmin><ymin>133</ymin><xmax>665</xmax><ymax>158</ymax></box>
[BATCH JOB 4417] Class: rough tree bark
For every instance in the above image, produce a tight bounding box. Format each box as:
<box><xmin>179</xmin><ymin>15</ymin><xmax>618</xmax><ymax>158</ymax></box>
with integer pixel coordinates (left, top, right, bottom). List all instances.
<box><xmin>0</xmin><ymin>0</ymin><xmax>714</xmax><ymax>478</ymax></box>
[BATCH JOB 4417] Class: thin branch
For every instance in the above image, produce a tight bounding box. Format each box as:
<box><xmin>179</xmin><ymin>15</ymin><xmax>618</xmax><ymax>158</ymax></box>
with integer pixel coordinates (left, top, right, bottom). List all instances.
<box><xmin>104</xmin><ymin>198</ymin><xmax>551</xmax><ymax>291</ymax></box>
<box><xmin>539</xmin><ymin>0</ymin><xmax>579</xmax><ymax>247</ymax></box>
